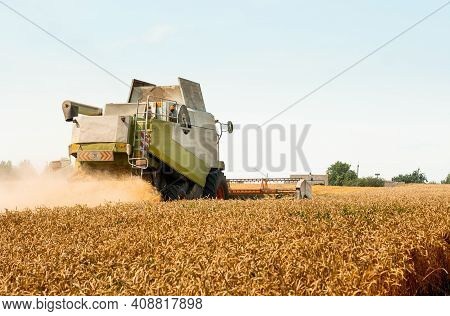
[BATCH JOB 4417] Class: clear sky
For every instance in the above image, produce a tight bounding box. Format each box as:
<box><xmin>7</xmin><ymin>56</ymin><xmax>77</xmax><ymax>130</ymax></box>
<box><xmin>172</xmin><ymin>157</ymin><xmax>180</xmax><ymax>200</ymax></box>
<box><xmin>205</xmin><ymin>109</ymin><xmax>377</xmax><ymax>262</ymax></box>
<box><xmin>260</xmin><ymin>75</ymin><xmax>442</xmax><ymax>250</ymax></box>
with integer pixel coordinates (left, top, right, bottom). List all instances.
<box><xmin>0</xmin><ymin>0</ymin><xmax>449</xmax><ymax>181</ymax></box>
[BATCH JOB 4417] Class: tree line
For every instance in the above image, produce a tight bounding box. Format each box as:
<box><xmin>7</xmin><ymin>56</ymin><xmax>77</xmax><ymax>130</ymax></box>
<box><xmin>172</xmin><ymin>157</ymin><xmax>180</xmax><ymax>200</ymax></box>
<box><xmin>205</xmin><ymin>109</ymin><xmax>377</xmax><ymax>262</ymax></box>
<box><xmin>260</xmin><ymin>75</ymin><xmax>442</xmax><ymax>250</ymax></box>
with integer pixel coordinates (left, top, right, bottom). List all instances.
<box><xmin>0</xmin><ymin>160</ymin><xmax>37</xmax><ymax>179</ymax></box>
<box><xmin>326</xmin><ymin>161</ymin><xmax>450</xmax><ymax>186</ymax></box>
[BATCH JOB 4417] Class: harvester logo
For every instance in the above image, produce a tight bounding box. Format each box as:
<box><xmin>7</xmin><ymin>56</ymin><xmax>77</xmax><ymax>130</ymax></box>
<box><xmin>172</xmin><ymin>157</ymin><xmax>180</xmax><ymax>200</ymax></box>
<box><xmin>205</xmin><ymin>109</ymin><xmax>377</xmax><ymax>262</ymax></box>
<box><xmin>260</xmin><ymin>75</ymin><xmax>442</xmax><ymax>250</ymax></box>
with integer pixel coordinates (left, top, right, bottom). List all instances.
<box><xmin>77</xmin><ymin>151</ymin><xmax>114</xmax><ymax>162</ymax></box>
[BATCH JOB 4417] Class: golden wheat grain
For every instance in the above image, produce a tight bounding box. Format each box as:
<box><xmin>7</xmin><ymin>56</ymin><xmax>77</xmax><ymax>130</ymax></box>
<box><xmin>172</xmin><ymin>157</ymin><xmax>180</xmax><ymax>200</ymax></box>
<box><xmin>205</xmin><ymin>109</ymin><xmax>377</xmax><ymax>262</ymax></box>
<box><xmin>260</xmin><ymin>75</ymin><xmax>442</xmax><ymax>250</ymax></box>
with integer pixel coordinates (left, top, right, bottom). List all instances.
<box><xmin>0</xmin><ymin>185</ymin><xmax>448</xmax><ymax>295</ymax></box>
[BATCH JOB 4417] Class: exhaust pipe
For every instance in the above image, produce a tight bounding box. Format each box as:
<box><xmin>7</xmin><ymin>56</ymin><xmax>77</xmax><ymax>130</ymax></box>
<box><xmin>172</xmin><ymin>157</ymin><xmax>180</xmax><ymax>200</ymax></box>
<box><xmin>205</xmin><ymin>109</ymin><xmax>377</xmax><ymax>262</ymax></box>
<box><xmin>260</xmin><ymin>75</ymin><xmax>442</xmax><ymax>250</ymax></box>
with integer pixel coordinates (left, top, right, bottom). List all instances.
<box><xmin>62</xmin><ymin>100</ymin><xmax>103</xmax><ymax>122</ymax></box>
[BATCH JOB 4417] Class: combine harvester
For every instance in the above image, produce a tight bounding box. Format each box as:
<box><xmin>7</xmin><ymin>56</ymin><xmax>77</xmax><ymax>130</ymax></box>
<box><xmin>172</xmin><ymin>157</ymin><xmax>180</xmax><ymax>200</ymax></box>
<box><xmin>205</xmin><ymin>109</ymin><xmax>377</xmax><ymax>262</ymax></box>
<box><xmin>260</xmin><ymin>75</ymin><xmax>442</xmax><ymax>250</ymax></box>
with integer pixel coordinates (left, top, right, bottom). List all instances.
<box><xmin>62</xmin><ymin>77</ymin><xmax>310</xmax><ymax>200</ymax></box>
<box><xmin>63</xmin><ymin>78</ymin><xmax>234</xmax><ymax>201</ymax></box>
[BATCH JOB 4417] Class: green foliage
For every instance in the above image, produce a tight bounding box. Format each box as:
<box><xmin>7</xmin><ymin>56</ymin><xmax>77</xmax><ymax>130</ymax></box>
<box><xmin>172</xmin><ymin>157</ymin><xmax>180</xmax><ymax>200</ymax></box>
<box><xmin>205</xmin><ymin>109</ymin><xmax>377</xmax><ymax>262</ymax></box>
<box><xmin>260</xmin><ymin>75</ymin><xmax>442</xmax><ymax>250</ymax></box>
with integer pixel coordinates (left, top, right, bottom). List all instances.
<box><xmin>441</xmin><ymin>174</ymin><xmax>450</xmax><ymax>184</ymax></box>
<box><xmin>392</xmin><ymin>169</ymin><xmax>427</xmax><ymax>184</ymax></box>
<box><xmin>0</xmin><ymin>160</ymin><xmax>37</xmax><ymax>179</ymax></box>
<box><xmin>327</xmin><ymin>161</ymin><xmax>357</xmax><ymax>186</ymax></box>
<box><xmin>0</xmin><ymin>161</ymin><xmax>13</xmax><ymax>178</ymax></box>
<box><xmin>345</xmin><ymin>177</ymin><xmax>385</xmax><ymax>187</ymax></box>
<box><xmin>18</xmin><ymin>160</ymin><xmax>36</xmax><ymax>176</ymax></box>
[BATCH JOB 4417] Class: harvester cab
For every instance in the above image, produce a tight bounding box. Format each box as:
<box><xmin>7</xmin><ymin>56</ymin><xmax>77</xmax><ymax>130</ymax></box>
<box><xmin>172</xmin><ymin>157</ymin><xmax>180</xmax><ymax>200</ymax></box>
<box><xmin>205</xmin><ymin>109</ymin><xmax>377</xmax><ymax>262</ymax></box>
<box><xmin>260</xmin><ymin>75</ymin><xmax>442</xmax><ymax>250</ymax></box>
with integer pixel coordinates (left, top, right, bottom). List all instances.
<box><xmin>62</xmin><ymin>78</ymin><xmax>233</xmax><ymax>201</ymax></box>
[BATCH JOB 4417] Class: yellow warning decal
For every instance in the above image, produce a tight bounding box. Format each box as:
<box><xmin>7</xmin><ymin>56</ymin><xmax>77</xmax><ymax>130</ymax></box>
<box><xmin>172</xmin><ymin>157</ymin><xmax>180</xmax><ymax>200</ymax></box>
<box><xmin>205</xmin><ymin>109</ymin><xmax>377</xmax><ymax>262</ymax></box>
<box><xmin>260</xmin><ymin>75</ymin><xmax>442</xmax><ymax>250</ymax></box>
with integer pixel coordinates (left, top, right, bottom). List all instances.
<box><xmin>77</xmin><ymin>151</ymin><xmax>114</xmax><ymax>162</ymax></box>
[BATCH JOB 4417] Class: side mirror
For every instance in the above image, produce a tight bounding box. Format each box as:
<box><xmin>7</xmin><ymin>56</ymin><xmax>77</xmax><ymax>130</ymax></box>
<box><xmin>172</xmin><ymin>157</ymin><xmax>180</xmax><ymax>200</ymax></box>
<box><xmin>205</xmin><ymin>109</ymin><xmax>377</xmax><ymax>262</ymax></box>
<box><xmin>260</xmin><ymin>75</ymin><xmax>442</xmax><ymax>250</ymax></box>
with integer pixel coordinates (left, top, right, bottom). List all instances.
<box><xmin>215</xmin><ymin>120</ymin><xmax>234</xmax><ymax>137</ymax></box>
<box><xmin>227</xmin><ymin>121</ymin><xmax>234</xmax><ymax>133</ymax></box>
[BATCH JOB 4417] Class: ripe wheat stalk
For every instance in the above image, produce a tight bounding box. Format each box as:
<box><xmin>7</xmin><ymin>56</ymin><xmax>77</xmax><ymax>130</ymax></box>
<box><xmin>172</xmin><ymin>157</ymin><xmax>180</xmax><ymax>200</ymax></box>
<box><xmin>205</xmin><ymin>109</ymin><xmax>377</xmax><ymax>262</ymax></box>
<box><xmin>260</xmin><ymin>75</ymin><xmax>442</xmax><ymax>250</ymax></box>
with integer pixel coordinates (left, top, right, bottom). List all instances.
<box><xmin>0</xmin><ymin>185</ymin><xmax>448</xmax><ymax>295</ymax></box>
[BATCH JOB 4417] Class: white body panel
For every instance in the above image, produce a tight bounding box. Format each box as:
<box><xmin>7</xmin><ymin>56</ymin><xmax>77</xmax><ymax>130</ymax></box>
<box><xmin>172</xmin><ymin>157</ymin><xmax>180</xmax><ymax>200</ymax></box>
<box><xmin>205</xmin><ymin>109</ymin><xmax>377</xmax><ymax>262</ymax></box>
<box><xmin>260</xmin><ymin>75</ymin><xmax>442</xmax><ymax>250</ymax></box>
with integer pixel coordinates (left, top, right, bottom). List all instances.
<box><xmin>71</xmin><ymin>116</ymin><xmax>130</xmax><ymax>144</ymax></box>
<box><xmin>171</xmin><ymin>125</ymin><xmax>218</xmax><ymax>168</ymax></box>
<box><xmin>171</xmin><ymin>108</ymin><xmax>218</xmax><ymax>167</ymax></box>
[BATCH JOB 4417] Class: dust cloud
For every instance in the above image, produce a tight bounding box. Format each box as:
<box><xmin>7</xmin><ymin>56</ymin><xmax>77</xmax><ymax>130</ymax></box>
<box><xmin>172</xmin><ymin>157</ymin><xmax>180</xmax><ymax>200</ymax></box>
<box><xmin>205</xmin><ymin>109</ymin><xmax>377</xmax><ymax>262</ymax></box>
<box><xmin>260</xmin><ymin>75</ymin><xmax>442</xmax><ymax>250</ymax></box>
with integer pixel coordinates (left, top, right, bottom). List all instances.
<box><xmin>0</xmin><ymin>171</ymin><xmax>160</xmax><ymax>211</ymax></box>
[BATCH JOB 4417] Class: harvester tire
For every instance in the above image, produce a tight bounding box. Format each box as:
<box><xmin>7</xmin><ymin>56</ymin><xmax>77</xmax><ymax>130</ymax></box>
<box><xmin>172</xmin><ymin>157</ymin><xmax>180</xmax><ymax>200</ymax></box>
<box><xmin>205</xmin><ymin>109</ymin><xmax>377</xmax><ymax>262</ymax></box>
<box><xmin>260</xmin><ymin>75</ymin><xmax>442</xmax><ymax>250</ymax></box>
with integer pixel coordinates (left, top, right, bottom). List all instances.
<box><xmin>161</xmin><ymin>184</ymin><xmax>184</xmax><ymax>201</ymax></box>
<box><xmin>202</xmin><ymin>170</ymin><xmax>229</xmax><ymax>200</ymax></box>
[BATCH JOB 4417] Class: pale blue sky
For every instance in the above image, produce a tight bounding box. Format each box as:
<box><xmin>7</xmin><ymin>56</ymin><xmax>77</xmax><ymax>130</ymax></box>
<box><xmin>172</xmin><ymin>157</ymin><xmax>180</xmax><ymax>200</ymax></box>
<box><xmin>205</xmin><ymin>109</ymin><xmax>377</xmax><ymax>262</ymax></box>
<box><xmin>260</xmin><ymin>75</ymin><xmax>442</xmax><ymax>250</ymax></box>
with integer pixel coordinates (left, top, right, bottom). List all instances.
<box><xmin>0</xmin><ymin>0</ymin><xmax>449</xmax><ymax>181</ymax></box>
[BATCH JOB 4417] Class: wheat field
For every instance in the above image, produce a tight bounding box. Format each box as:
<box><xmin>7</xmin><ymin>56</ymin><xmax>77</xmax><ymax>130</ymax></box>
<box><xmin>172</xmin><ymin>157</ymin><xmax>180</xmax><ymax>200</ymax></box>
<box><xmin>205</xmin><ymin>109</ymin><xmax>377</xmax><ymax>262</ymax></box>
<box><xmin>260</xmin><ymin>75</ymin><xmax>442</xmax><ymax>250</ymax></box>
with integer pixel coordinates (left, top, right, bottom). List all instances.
<box><xmin>0</xmin><ymin>185</ymin><xmax>448</xmax><ymax>295</ymax></box>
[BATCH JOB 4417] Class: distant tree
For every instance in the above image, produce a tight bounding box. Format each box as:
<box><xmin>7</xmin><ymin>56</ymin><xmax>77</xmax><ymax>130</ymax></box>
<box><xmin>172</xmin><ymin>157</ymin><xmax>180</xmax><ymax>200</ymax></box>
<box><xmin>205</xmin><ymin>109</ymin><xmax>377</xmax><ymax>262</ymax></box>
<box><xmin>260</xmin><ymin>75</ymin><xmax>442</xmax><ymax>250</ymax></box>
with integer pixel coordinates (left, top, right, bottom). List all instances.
<box><xmin>442</xmin><ymin>173</ymin><xmax>450</xmax><ymax>184</ymax></box>
<box><xmin>392</xmin><ymin>168</ymin><xmax>427</xmax><ymax>184</ymax></box>
<box><xmin>0</xmin><ymin>160</ymin><xmax>13</xmax><ymax>178</ymax></box>
<box><xmin>0</xmin><ymin>160</ymin><xmax>12</xmax><ymax>170</ymax></box>
<box><xmin>346</xmin><ymin>177</ymin><xmax>385</xmax><ymax>187</ymax></box>
<box><xmin>327</xmin><ymin>161</ymin><xmax>357</xmax><ymax>186</ymax></box>
<box><xmin>18</xmin><ymin>160</ymin><xmax>37</xmax><ymax>177</ymax></box>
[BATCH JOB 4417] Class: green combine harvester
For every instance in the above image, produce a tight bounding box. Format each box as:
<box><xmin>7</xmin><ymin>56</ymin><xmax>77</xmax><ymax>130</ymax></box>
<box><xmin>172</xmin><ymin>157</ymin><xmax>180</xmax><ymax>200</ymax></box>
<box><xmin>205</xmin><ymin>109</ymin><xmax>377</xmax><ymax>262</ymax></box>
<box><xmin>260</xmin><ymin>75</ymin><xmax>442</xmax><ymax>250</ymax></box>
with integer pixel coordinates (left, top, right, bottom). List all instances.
<box><xmin>62</xmin><ymin>78</ymin><xmax>233</xmax><ymax>201</ymax></box>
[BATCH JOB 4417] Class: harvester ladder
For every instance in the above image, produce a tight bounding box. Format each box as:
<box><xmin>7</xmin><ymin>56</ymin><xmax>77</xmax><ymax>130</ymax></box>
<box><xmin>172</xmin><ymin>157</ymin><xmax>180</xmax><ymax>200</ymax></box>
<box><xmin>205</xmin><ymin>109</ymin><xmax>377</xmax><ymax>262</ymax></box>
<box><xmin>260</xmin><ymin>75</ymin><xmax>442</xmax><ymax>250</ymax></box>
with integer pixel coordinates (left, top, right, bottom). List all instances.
<box><xmin>128</xmin><ymin>99</ymin><xmax>151</xmax><ymax>174</ymax></box>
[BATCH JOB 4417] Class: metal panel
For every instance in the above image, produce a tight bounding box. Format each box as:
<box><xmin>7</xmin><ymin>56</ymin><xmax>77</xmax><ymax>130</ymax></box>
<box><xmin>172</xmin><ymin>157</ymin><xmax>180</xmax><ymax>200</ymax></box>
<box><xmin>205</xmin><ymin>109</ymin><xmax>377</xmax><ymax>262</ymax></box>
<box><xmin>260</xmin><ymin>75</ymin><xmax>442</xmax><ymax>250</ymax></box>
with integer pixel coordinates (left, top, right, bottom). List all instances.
<box><xmin>148</xmin><ymin>120</ymin><xmax>210</xmax><ymax>187</ymax></box>
<box><xmin>69</xmin><ymin>143</ymin><xmax>128</xmax><ymax>155</ymax></box>
<box><xmin>104</xmin><ymin>103</ymin><xmax>142</xmax><ymax>116</ymax></box>
<box><xmin>129</xmin><ymin>86</ymin><xmax>184</xmax><ymax>104</ymax></box>
<box><xmin>128</xmin><ymin>79</ymin><xmax>155</xmax><ymax>103</ymax></box>
<box><xmin>126</xmin><ymin>78</ymin><xmax>207</xmax><ymax>111</ymax></box>
<box><xmin>178</xmin><ymin>78</ymin><xmax>206</xmax><ymax>111</ymax></box>
<box><xmin>71</xmin><ymin>116</ymin><xmax>130</xmax><ymax>144</ymax></box>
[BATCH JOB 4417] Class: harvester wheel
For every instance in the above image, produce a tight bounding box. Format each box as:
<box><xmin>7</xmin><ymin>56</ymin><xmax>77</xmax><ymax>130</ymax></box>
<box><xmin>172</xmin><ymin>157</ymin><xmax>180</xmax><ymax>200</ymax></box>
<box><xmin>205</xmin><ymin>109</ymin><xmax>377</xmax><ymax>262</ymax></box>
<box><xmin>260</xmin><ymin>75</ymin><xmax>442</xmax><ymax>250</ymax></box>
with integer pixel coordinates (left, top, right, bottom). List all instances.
<box><xmin>202</xmin><ymin>170</ymin><xmax>229</xmax><ymax>200</ymax></box>
<box><xmin>161</xmin><ymin>184</ymin><xmax>185</xmax><ymax>201</ymax></box>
